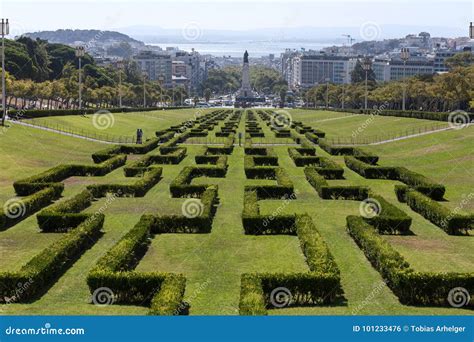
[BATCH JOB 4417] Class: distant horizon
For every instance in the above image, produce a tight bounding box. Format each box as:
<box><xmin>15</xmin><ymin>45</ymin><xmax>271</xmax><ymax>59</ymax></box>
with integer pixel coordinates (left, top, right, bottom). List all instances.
<box><xmin>1</xmin><ymin>0</ymin><xmax>471</xmax><ymax>40</ymax></box>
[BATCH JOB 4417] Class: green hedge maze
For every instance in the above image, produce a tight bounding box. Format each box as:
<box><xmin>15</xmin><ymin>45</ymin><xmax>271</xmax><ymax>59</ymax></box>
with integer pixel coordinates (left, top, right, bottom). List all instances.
<box><xmin>0</xmin><ymin>109</ymin><xmax>472</xmax><ymax>315</ymax></box>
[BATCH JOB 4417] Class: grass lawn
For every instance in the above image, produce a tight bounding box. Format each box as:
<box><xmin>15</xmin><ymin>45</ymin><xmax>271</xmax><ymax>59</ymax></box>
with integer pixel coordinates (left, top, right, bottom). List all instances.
<box><xmin>0</xmin><ymin>109</ymin><xmax>472</xmax><ymax>315</ymax></box>
<box><xmin>22</xmin><ymin>108</ymin><xmax>212</xmax><ymax>141</ymax></box>
<box><xmin>289</xmin><ymin>109</ymin><xmax>449</xmax><ymax>143</ymax></box>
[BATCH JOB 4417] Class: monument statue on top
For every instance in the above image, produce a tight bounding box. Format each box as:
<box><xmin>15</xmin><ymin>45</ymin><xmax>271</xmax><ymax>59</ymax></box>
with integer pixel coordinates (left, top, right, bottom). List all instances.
<box><xmin>235</xmin><ymin>50</ymin><xmax>265</xmax><ymax>106</ymax></box>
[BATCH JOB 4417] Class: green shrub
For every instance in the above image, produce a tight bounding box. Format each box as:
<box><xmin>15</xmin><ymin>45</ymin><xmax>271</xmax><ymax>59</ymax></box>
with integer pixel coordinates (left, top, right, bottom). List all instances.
<box><xmin>0</xmin><ymin>214</ymin><xmax>104</xmax><ymax>302</ymax></box>
<box><xmin>305</xmin><ymin>167</ymin><xmax>368</xmax><ymax>200</ymax></box>
<box><xmin>344</xmin><ymin>156</ymin><xmax>398</xmax><ymax>179</ymax></box>
<box><xmin>363</xmin><ymin>193</ymin><xmax>412</xmax><ymax>234</ymax></box>
<box><xmin>0</xmin><ymin>187</ymin><xmax>62</xmax><ymax>230</ymax></box>
<box><xmin>87</xmin><ymin>167</ymin><xmax>162</xmax><ymax>198</ymax></box>
<box><xmin>36</xmin><ymin>190</ymin><xmax>94</xmax><ymax>231</ymax></box>
<box><xmin>405</xmin><ymin>190</ymin><xmax>473</xmax><ymax>234</ymax></box>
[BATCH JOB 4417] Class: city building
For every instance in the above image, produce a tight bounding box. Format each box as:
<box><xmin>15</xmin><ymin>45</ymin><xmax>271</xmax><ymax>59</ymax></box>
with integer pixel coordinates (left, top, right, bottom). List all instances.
<box><xmin>433</xmin><ymin>50</ymin><xmax>457</xmax><ymax>72</ymax></box>
<box><xmin>133</xmin><ymin>51</ymin><xmax>172</xmax><ymax>87</ymax></box>
<box><xmin>283</xmin><ymin>51</ymin><xmax>357</xmax><ymax>89</ymax></box>
<box><xmin>372</xmin><ymin>57</ymin><xmax>434</xmax><ymax>82</ymax></box>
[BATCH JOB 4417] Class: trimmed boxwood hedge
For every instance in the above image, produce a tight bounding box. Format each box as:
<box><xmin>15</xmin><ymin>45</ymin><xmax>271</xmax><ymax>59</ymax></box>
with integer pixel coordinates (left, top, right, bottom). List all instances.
<box><xmin>242</xmin><ymin>190</ymin><xmax>296</xmax><ymax>235</ymax></box>
<box><xmin>154</xmin><ymin>187</ymin><xmax>218</xmax><ymax>234</ymax></box>
<box><xmin>345</xmin><ymin>156</ymin><xmax>398</xmax><ymax>179</ymax></box>
<box><xmin>405</xmin><ymin>190</ymin><xmax>473</xmax><ymax>234</ymax></box>
<box><xmin>169</xmin><ymin>159</ymin><xmax>227</xmax><ymax>197</ymax></box>
<box><xmin>346</xmin><ymin>215</ymin><xmax>474</xmax><ymax>307</ymax></box>
<box><xmin>363</xmin><ymin>193</ymin><xmax>412</xmax><ymax>234</ymax></box>
<box><xmin>0</xmin><ymin>186</ymin><xmax>62</xmax><ymax>230</ymax></box>
<box><xmin>240</xmin><ymin>214</ymin><xmax>342</xmax><ymax>315</ymax></box>
<box><xmin>36</xmin><ymin>190</ymin><xmax>94</xmax><ymax>232</ymax></box>
<box><xmin>14</xmin><ymin>155</ymin><xmax>127</xmax><ymax>196</ymax></box>
<box><xmin>318</xmin><ymin>139</ymin><xmax>355</xmax><ymax>155</ymax></box>
<box><xmin>305</xmin><ymin>167</ymin><xmax>368</xmax><ymax>200</ymax></box>
<box><xmin>87</xmin><ymin>167</ymin><xmax>162</xmax><ymax>198</ymax></box>
<box><xmin>0</xmin><ymin>214</ymin><xmax>104</xmax><ymax>303</ymax></box>
<box><xmin>244</xmin><ymin>167</ymin><xmax>294</xmax><ymax>199</ymax></box>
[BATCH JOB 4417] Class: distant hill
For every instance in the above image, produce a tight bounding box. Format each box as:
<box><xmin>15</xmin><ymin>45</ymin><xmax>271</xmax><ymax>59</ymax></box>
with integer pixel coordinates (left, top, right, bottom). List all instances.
<box><xmin>23</xmin><ymin>29</ymin><xmax>144</xmax><ymax>46</ymax></box>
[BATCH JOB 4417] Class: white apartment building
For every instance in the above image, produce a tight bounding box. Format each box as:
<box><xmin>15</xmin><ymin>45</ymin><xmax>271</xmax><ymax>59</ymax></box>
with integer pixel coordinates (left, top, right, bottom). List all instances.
<box><xmin>134</xmin><ymin>51</ymin><xmax>172</xmax><ymax>87</ymax></box>
<box><xmin>372</xmin><ymin>58</ymin><xmax>434</xmax><ymax>82</ymax></box>
<box><xmin>284</xmin><ymin>53</ymin><xmax>356</xmax><ymax>89</ymax></box>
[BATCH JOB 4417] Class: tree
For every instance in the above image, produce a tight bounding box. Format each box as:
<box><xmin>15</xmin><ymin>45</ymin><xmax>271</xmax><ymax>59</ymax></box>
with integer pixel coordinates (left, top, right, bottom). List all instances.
<box><xmin>445</xmin><ymin>52</ymin><xmax>474</xmax><ymax>69</ymax></box>
<box><xmin>204</xmin><ymin>88</ymin><xmax>212</xmax><ymax>102</ymax></box>
<box><xmin>351</xmin><ymin>60</ymin><xmax>376</xmax><ymax>84</ymax></box>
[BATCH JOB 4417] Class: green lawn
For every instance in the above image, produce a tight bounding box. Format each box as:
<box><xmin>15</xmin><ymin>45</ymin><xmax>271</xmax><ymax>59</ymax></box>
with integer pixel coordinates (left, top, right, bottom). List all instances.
<box><xmin>0</xmin><ymin>109</ymin><xmax>472</xmax><ymax>315</ymax></box>
<box><xmin>23</xmin><ymin>108</ymin><xmax>212</xmax><ymax>141</ymax></box>
<box><xmin>289</xmin><ymin>109</ymin><xmax>449</xmax><ymax>143</ymax></box>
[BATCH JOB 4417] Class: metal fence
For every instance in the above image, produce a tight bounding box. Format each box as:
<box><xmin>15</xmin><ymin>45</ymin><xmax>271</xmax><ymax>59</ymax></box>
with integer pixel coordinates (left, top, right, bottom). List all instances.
<box><xmin>325</xmin><ymin>123</ymin><xmax>450</xmax><ymax>145</ymax></box>
<box><xmin>22</xmin><ymin>119</ymin><xmax>137</xmax><ymax>144</ymax></box>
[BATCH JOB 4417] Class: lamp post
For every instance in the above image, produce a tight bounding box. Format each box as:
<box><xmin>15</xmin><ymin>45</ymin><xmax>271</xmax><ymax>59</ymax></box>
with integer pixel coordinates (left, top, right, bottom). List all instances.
<box><xmin>470</xmin><ymin>22</ymin><xmax>474</xmax><ymax>39</ymax></box>
<box><xmin>361</xmin><ymin>58</ymin><xmax>372</xmax><ymax>111</ymax></box>
<box><xmin>400</xmin><ymin>47</ymin><xmax>410</xmax><ymax>111</ymax></box>
<box><xmin>75</xmin><ymin>46</ymin><xmax>85</xmax><ymax>110</ymax></box>
<box><xmin>325</xmin><ymin>78</ymin><xmax>330</xmax><ymax>109</ymax></box>
<box><xmin>341</xmin><ymin>84</ymin><xmax>345</xmax><ymax>109</ymax></box>
<box><xmin>116</xmin><ymin>60</ymin><xmax>123</xmax><ymax>108</ymax></box>
<box><xmin>1</xmin><ymin>18</ymin><xmax>9</xmax><ymax>126</ymax></box>
<box><xmin>142</xmin><ymin>72</ymin><xmax>147</xmax><ymax>108</ymax></box>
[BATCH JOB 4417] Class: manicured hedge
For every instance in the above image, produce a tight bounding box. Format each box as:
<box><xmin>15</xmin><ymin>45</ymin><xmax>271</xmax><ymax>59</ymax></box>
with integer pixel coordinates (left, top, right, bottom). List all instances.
<box><xmin>363</xmin><ymin>193</ymin><xmax>412</xmax><ymax>234</ymax></box>
<box><xmin>288</xmin><ymin>148</ymin><xmax>319</xmax><ymax>167</ymax></box>
<box><xmin>124</xmin><ymin>148</ymin><xmax>187</xmax><ymax>176</ymax></box>
<box><xmin>0</xmin><ymin>187</ymin><xmax>62</xmax><ymax>230</ymax></box>
<box><xmin>305</xmin><ymin>167</ymin><xmax>368</xmax><ymax>200</ymax></box>
<box><xmin>295</xmin><ymin>214</ymin><xmax>340</xmax><ymax>276</ymax></box>
<box><xmin>13</xmin><ymin>155</ymin><xmax>127</xmax><ymax>195</ymax></box>
<box><xmin>397</xmin><ymin>167</ymin><xmax>445</xmax><ymax>200</ymax></box>
<box><xmin>244</xmin><ymin>168</ymin><xmax>294</xmax><ymax>199</ymax></box>
<box><xmin>0</xmin><ymin>214</ymin><xmax>104</xmax><ymax>303</ymax></box>
<box><xmin>87</xmin><ymin>167</ymin><xmax>162</xmax><ymax>198</ymax></box>
<box><xmin>346</xmin><ymin>216</ymin><xmax>474</xmax><ymax>307</ymax></box>
<box><xmin>405</xmin><ymin>190</ymin><xmax>473</xmax><ymax>234</ymax></box>
<box><xmin>9</xmin><ymin>106</ymin><xmax>189</xmax><ymax>118</ymax></box>
<box><xmin>318</xmin><ymin>140</ymin><xmax>355</xmax><ymax>155</ymax></box>
<box><xmin>36</xmin><ymin>190</ymin><xmax>94</xmax><ymax>232</ymax></box>
<box><xmin>170</xmin><ymin>162</ymin><xmax>226</xmax><ymax>197</ymax></box>
<box><xmin>344</xmin><ymin>156</ymin><xmax>398</xmax><ymax>179</ymax></box>
<box><xmin>313</xmin><ymin>157</ymin><xmax>344</xmax><ymax>179</ymax></box>
<box><xmin>154</xmin><ymin>186</ymin><xmax>218</xmax><ymax>234</ymax></box>
<box><xmin>241</xmin><ymin>190</ymin><xmax>296</xmax><ymax>235</ymax></box>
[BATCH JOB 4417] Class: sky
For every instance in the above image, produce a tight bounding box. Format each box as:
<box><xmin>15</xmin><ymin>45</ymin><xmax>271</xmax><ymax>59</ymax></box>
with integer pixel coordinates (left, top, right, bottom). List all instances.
<box><xmin>0</xmin><ymin>0</ymin><xmax>472</xmax><ymax>37</ymax></box>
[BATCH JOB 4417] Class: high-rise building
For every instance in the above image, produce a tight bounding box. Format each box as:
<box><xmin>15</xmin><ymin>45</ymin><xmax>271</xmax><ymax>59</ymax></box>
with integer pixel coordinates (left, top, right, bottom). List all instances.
<box><xmin>133</xmin><ymin>51</ymin><xmax>172</xmax><ymax>87</ymax></box>
<box><xmin>372</xmin><ymin>57</ymin><xmax>434</xmax><ymax>82</ymax></box>
<box><xmin>283</xmin><ymin>51</ymin><xmax>356</xmax><ymax>89</ymax></box>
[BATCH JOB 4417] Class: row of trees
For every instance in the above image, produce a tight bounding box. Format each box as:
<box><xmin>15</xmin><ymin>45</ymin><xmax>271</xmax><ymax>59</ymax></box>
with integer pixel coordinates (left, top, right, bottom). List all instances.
<box><xmin>304</xmin><ymin>56</ymin><xmax>474</xmax><ymax>112</ymax></box>
<box><xmin>201</xmin><ymin>65</ymin><xmax>287</xmax><ymax>96</ymax></box>
<box><xmin>2</xmin><ymin>37</ymin><xmax>189</xmax><ymax>109</ymax></box>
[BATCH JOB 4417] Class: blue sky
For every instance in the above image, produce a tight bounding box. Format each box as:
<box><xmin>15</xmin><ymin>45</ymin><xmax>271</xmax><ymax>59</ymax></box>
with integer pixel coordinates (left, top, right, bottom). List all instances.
<box><xmin>0</xmin><ymin>0</ymin><xmax>472</xmax><ymax>36</ymax></box>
